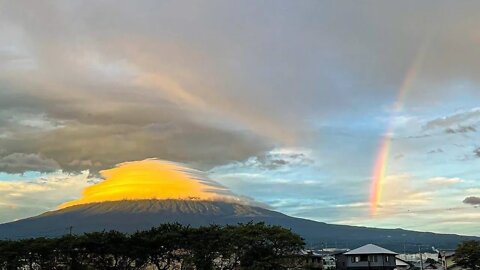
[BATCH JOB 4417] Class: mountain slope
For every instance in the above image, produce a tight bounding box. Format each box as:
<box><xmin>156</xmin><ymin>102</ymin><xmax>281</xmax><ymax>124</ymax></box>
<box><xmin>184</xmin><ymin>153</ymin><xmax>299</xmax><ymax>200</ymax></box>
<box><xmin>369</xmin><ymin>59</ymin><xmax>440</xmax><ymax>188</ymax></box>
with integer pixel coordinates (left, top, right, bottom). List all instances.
<box><xmin>1</xmin><ymin>199</ymin><xmax>477</xmax><ymax>252</ymax></box>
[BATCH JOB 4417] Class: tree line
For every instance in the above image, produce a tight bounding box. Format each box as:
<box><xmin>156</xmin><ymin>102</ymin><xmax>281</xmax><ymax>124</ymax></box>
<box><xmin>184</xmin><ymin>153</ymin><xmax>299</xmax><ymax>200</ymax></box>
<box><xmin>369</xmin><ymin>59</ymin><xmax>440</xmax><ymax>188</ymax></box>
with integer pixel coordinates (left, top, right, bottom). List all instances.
<box><xmin>0</xmin><ymin>223</ymin><xmax>305</xmax><ymax>270</ymax></box>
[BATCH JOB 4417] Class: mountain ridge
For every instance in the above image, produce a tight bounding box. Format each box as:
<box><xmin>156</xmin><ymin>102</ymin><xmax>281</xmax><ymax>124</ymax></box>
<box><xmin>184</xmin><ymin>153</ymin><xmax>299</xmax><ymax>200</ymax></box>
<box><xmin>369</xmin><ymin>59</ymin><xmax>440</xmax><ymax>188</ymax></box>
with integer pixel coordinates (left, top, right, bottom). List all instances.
<box><xmin>1</xmin><ymin>199</ymin><xmax>477</xmax><ymax>252</ymax></box>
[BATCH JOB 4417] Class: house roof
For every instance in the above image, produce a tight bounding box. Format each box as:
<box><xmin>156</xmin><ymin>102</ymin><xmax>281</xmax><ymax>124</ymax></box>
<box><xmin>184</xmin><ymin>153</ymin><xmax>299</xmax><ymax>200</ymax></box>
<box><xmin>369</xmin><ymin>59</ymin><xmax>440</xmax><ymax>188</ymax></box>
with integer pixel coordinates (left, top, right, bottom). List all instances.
<box><xmin>344</xmin><ymin>244</ymin><xmax>398</xmax><ymax>255</ymax></box>
<box><xmin>395</xmin><ymin>257</ymin><xmax>412</xmax><ymax>267</ymax></box>
<box><xmin>439</xmin><ymin>251</ymin><xmax>455</xmax><ymax>258</ymax></box>
<box><xmin>298</xmin><ymin>250</ymin><xmax>323</xmax><ymax>257</ymax></box>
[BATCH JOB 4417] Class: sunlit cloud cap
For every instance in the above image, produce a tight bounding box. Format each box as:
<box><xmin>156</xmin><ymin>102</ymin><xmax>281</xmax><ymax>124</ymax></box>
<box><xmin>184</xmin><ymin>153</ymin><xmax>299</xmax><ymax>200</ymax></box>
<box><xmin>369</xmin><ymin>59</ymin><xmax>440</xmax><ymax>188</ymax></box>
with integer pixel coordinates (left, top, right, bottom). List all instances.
<box><xmin>59</xmin><ymin>159</ymin><xmax>252</xmax><ymax>208</ymax></box>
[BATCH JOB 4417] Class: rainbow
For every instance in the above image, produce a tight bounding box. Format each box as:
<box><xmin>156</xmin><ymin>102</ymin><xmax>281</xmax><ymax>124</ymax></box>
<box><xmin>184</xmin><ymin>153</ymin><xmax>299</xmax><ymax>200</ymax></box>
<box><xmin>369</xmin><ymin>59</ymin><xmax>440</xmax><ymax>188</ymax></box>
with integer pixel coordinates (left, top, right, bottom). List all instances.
<box><xmin>369</xmin><ymin>43</ymin><xmax>428</xmax><ymax>216</ymax></box>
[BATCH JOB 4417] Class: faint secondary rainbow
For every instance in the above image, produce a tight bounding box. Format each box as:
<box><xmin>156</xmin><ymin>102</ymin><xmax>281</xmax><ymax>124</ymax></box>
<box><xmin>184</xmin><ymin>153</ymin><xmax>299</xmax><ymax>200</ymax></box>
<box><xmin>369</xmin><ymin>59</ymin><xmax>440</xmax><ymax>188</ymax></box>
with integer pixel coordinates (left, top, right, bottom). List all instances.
<box><xmin>369</xmin><ymin>42</ymin><xmax>428</xmax><ymax>216</ymax></box>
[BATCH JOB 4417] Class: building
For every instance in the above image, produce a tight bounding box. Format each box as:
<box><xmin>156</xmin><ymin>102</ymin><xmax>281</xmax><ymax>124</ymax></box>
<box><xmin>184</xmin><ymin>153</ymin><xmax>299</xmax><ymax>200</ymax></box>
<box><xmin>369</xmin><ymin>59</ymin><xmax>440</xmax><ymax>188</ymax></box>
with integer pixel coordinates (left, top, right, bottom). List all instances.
<box><xmin>292</xmin><ymin>250</ymin><xmax>323</xmax><ymax>269</ymax></box>
<box><xmin>318</xmin><ymin>249</ymin><xmax>350</xmax><ymax>270</ymax></box>
<box><xmin>398</xmin><ymin>253</ymin><xmax>439</xmax><ymax>263</ymax></box>
<box><xmin>323</xmin><ymin>255</ymin><xmax>336</xmax><ymax>270</ymax></box>
<box><xmin>438</xmin><ymin>251</ymin><xmax>466</xmax><ymax>270</ymax></box>
<box><xmin>412</xmin><ymin>262</ymin><xmax>439</xmax><ymax>270</ymax></box>
<box><xmin>395</xmin><ymin>257</ymin><xmax>412</xmax><ymax>270</ymax></box>
<box><xmin>336</xmin><ymin>244</ymin><xmax>398</xmax><ymax>270</ymax></box>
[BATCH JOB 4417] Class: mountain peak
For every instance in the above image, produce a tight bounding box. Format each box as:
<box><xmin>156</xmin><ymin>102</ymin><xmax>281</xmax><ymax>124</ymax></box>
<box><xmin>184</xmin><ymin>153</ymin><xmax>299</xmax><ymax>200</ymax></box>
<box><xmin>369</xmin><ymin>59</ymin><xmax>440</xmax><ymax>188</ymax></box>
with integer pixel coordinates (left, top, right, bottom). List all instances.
<box><xmin>44</xmin><ymin>199</ymin><xmax>282</xmax><ymax>218</ymax></box>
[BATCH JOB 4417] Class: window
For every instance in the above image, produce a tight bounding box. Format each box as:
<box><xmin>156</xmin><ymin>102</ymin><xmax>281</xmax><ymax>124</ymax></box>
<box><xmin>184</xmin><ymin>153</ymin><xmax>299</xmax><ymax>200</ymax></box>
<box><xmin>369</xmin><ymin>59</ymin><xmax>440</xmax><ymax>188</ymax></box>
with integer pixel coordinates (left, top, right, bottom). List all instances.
<box><xmin>385</xmin><ymin>256</ymin><xmax>390</xmax><ymax>262</ymax></box>
<box><xmin>368</xmin><ymin>255</ymin><xmax>378</xmax><ymax>262</ymax></box>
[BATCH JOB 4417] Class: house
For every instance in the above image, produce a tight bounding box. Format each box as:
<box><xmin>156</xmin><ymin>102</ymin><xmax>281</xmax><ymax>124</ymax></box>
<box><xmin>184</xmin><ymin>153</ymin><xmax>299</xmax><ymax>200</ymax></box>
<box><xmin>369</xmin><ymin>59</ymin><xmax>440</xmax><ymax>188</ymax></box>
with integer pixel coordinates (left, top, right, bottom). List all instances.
<box><xmin>318</xmin><ymin>249</ymin><xmax>350</xmax><ymax>270</ymax></box>
<box><xmin>395</xmin><ymin>257</ymin><xmax>412</xmax><ymax>270</ymax></box>
<box><xmin>438</xmin><ymin>251</ymin><xmax>466</xmax><ymax>270</ymax></box>
<box><xmin>290</xmin><ymin>250</ymin><xmax>323</xmax><ymax>269</ymax></box>
<box><xmin>336</xmin><ymin>244</ymin><xmax>398</xmax><ymax>270</ymax></box>
<box><xmin>323</xmin><ymin>255</ymin><xmax>337</xmax><ymax>270</ymax></box>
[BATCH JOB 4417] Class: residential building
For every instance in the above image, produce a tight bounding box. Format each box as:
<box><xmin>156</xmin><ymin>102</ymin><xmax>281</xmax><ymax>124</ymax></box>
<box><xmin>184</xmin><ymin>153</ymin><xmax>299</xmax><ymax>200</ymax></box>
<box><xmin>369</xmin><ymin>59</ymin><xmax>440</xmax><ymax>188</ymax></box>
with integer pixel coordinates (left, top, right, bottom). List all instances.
<box><xmin>292</xmin><ymin>250</ymin><xmax>323</xmax><ymax>269</ymax></box>
<box><xmin>398</xmin><ymin>253</ymin><xmax>439</xmax><ymax>263</ymax></box>
<box><xmin>395</xmin><ymin>257</ymin><xmax>412</xmax><ymax>270</ymax></box>
<box><xmin>336</xmin><ymin>244</ymin><xmax>398</xmax><ymax>270</ymax></box>
<box><xmin>438</xmin><ymin>251</ymin><xmax>466</xmax><ymax>270</ymax></box>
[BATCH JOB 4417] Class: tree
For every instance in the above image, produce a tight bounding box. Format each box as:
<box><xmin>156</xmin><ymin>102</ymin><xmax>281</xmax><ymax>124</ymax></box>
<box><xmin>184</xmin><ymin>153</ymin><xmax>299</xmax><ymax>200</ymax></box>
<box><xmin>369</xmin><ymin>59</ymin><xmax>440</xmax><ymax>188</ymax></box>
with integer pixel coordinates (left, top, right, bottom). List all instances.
<box><xmin>56</xmin><ymin>235</ymin><xmax>89</xmax><ymax>270</ymax></box>
<box><xmin>21</xmin><ymin>237</ymin><xmax>58</xmax><ymax>269</ymax></box>
<box><xmin>132</xmin><ymin>223</ymin><xmax>187</xmax><ymax>270</ymax></box>
<box><xmin>80</xmin><ymin>230</ymin><xmax>136</xmax><ymax>270</ymax></box>
<box><xmin>0</xmin><ymin>223</ymin><xmax>305</xmax><ymax>270</ymax></box>
<box><xmin>188</xmin><ymin>225</ymin><xmax>226</xmax><ymax>270</ymax></box>
<box><xmin>0</xmin><ymin>240</ymin><xmax>24</xmax><ymax>270</ymax></box>
<box><xmin>226</xmin><ymin>222</ymin><xmax>305</xmax><ymax>270</ymax></box>
<box><xmin>455</xmin><ymin>240</ymin><xmax>480</xmax><ymax>270</ymax></box>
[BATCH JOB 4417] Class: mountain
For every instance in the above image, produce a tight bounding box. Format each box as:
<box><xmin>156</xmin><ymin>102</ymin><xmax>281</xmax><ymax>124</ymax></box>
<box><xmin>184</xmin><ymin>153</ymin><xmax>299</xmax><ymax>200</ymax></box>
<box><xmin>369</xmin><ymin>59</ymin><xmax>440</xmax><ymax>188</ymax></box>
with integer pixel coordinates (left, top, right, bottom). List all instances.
<box><xmin>1</xmin><ymin>199</ymin><xmax>477</xmax><ymax>252</ymax></box>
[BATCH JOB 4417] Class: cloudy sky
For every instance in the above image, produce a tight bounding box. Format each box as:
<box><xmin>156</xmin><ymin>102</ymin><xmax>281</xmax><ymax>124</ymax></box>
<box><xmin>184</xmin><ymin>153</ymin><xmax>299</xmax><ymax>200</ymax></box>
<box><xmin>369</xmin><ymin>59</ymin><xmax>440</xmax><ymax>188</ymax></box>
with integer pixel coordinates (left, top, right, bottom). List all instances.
<box><xmin>0</xmin><ymin>0</ymin><xmax>479</xmax><ymax>235</ymax></box>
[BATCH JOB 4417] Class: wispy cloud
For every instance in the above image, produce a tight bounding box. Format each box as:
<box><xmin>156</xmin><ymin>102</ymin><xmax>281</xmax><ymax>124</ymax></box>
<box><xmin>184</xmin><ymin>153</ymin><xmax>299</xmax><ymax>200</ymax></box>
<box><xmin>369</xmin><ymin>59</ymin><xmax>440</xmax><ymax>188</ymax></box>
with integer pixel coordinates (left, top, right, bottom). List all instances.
<box><xmin>0</xmin><ymin>171</ymin><xmax>94</xmax><ymax>222</ymax></box>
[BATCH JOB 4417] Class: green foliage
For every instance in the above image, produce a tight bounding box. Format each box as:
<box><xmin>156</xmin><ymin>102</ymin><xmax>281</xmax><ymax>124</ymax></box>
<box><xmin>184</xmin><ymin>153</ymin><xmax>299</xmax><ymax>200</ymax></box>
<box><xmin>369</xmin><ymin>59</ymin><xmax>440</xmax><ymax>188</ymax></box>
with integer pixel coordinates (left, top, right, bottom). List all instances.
<box><xmin>225</xmin><ymin>222</ymin><xmax>305</xmax><ymax>270</ymax></box>
<box><xmin>455</xmin><ymin>240</ymin><xmax>480</xmax><ymax>270</ymax></box>
<box><xmin>0</xmin><ymin>223</ymin><xmax>305</xmax><ymax>270</ymax></box>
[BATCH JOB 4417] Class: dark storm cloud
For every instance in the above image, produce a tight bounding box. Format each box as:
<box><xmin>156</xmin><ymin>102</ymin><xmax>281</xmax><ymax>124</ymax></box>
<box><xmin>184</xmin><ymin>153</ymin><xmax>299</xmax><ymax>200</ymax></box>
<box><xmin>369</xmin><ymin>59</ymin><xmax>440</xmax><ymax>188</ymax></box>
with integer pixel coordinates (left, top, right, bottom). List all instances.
<box><xmin>0</xmin><ymin>153</ymin><xmax>60</xmax><ymax>174</ymax></box>
<box><xmin>463</xmin><ymin>196</ymin><xmax>480</xmax><ymax>206</ymax></box>
<box><xmin>0</xmin><ymin>121</ymin><xmax>271</xmax><ymax>173</ymax></box>
<box><xmin>1</xmin><ymin>0</ymin><xmax>480</xmax><ymax>173</ymax></box>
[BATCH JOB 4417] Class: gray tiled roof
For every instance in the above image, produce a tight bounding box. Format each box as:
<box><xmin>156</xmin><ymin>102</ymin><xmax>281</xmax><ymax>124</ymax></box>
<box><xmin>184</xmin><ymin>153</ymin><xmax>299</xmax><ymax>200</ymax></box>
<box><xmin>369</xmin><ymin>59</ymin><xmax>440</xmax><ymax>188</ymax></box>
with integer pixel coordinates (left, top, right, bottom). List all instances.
<box><xmin>344</xmin><ymin>244</ymin><xmax>398</xmax><ymax>255</ymax></box>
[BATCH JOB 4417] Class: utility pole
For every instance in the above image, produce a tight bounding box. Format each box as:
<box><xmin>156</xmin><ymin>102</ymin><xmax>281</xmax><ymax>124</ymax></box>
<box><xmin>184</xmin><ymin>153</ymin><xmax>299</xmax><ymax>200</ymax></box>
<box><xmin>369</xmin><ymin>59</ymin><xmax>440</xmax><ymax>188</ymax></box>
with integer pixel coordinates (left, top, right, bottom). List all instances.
<box><xmin>67</xmin><ymin>226</ymin><xmax>73</xmax><ymax>236</ymax></box>
<box><xmin>418</xmin><ymin>245</ymin><xmax>424</xmax><ymax>270</ymax></box>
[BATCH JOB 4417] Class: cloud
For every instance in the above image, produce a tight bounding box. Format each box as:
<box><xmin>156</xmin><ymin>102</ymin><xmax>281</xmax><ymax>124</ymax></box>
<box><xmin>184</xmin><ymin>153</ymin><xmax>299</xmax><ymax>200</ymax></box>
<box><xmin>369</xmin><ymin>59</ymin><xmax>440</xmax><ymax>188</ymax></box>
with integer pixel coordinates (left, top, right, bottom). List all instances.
<box><xmin>426</xmin><ymin>177</ymin><xmax>462</xmax><ymax>187</ymax></box>
<box><xmin>474</xmin><ymin>147</ymin><xmax>480</xmax><ymax>158</ymax></box>
<box><xmin>425</xmin><ymin>108</ymin><xmax>480</xmax><ymax>130</ymax></box>
<box><xmin>0</xmin><ymin>153</ymin><xmax>60</xmax><ymax>174</ymax></box>
<box><xmin>0</xmin><ymin>171</ymin><xmax>94</xmax><ymax>223</ymax></box>
<box><xmin>0</xmin><ymin>121</ymin><xmax>272</xmax><ymax>173</ymax></box>
<box><xmin>213</xmin><ymin>148</ymin><xmax>315</xmax><ymax>172</ymax></box>
<box><xmin>60</xmin><ymin>159</ymin><xmax>257</xmax><ymax>209</ymax></box>
<box><xmin>463</xmin><ymin>196</ymin><xmax>480</xmax><ymax>206</ymax></box>
<box><xmin>378</xmin><ymin>174</ymin><xmax>433</xmax><ymax>212</ymax></box>
<box><xmin>1</xmin><ymin>0</ymin><xmax>480</xmax><ymax>176</ymax></box>
<box><xmin>0</xmin><ymin>159</ymin><xmax>262</xmax><ymax>223</ymax></box>
<box><xmin>445</xmin><ymin>126</ymin><xmax>477</xmax><ymax>134</ymax></box>
<box><xmin>0</xmin><ymin>1</ymin><xmax>480</xmax><ymax>236</ymax></box>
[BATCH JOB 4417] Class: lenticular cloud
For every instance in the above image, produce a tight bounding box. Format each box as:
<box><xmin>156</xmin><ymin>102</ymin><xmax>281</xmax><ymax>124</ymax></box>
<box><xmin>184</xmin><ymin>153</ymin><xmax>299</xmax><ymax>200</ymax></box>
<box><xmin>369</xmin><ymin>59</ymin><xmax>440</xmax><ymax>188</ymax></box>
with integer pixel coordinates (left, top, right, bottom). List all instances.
<box><xmin>59</xmin><ymin>159</ymin><xmax>250</xmax><ymax>208</ymax></box>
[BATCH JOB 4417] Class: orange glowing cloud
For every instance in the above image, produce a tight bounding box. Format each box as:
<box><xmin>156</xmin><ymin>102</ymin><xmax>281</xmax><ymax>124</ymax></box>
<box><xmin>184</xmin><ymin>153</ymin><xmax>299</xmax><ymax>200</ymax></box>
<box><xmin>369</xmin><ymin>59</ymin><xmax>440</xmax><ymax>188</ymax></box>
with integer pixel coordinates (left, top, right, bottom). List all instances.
<box><xmin>59</xmin><ymin>159</ymin><xmax>246</xmax><ymax>209</ymax></box>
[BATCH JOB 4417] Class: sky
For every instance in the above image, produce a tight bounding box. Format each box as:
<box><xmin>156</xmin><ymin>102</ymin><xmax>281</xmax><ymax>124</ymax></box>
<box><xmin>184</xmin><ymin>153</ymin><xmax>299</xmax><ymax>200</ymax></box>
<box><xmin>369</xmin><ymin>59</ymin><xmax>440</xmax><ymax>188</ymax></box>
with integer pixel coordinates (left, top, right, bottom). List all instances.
<box><xmin>0</xmin><ymin>0</ymin><xmax>479</xmax><ymax>236</ymax></box>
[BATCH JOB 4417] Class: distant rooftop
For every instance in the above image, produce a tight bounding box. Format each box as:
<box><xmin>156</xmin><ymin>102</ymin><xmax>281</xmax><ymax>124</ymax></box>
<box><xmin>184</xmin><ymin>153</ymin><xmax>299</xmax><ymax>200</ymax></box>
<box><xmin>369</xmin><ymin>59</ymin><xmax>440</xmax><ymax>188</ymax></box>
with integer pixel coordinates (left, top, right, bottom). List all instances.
<box><xmin>439</xmin><ymin>251</ymin><xmax>455</xmax><ymax>258</ymax></box>
<box><xmin>298</xmin><ymin>250</ymin><xmax>323</xmax><ymax>257</ymax></box>
<box><xmin>344</xmin><ymin>244</ymin><xmax>398</xmax><ymax>255</ymax></box>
